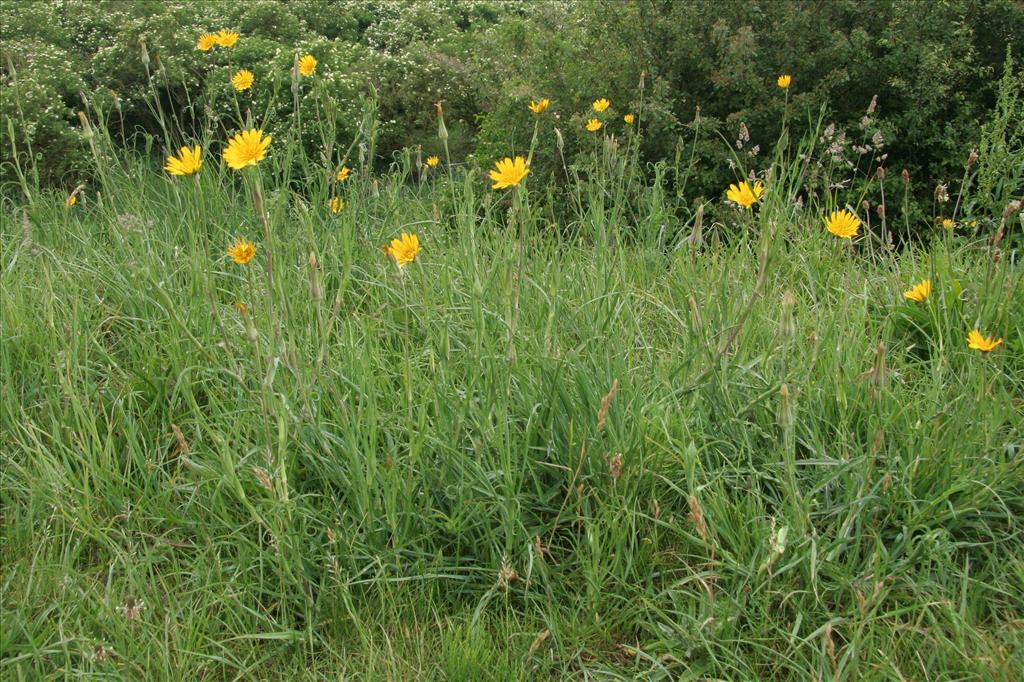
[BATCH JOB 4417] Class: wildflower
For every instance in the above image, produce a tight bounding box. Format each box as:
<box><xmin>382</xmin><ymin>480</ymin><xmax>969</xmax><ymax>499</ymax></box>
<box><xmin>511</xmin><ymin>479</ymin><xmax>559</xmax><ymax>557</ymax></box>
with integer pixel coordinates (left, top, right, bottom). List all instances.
<box><xmin>824</xmin><ymin>209</ymin><xmax>861</xmax><ymax>239</ymax></box>
<box><xmin>941</xmin><ymin>218</ymin><xmax>956</xmax><ymax>230</ymax></box>
<box><xmin>426</xmin><ymin>155</ymin><xmax>440</xmax><ymax>168</ymax></box>
<box><xmin>903</xmin><ymin>279</ymin><xmax>931</xmax><ymax>302</ymax></box>
<box><xmin>196</xmin><ymin>33</ymin><xmax>217</xmax><ymax>51</ymax></box>
<box><xmin>231</xmin><ymin>69</ymin><xmax>254</xmax><ymax>91</ymax></box>
<box><xmin>234</xmin><ymin>302</ymin><xmax>248</xmax><ymax>315</ymax></box>
<box><xmin>65</xmin><ymin>194</ymin><xmax>77</xmax><ymax>207</ymax></box>
<box><xmin>215</xmin><ymin>30</ymin><xmax>239</xmax><ymax>48</ymax></box>
<box><xmin>488</xmin><ymin>156</ymin><xmax>529</xmax><ymax>189</ymax></box>
<box><xmin>967</xmin><ymin>329</ymin><xmax>1003</xmax><ymax>353</ymax></box>
<box><xmin>330</xmin><ymin>197</ymin><xmax>344</xmax><ymax>214</ymax></box>
<box><xmin>967</xmin><ymin>220</ymin><xmax>977</xmax><ymax>229</ymax></box>
<box><xmin>528</xmin><ymin>98</ymin><xmax>550</xmax><ymax>114</ymax></box>
<box><xmin>585</xmin><ymin>118</ymin><xmax>602</xmax><ymax>132</ymax></box>
<box><xmin>592</xmin><ymin>98</ymin><xmax>610</xmax><ymax>112</ymax></box>
<box><xmin>777</xmin><ymin>74</ymin><xmax>792</xmax><ymax>89</ymax></box>
<box><xmin>227</xmin><ymin>238</ymin><xmax>256</xmax><ymax>265</ymax></box>
<box><xmin>223</xmin><ymin>129</ymin><xmax>271</xmax><ymax>170</ymax></box>
<box><xmin>164</xmin><ymin>145</ymin><xmax>203</xmax><ymax>176</ymax></box>
<box><xmin>726</xmin><ymin>181</ymin><xmax>764</xmax><ymax>209</ymax></box>
<box><xmin>623</xmin><ymin>113</ymin><xmax>635</xmax><ymax>124</ymax></box>
<box><xmin>336</xmin><ymin>166</ymin><xmax>350</xmax><ymax>181</ymax></box>
<box><xmin>383</xmin><ymin>232</ymin><xmax>421</xmax><ymax>268</ymax></box>
<box><xmin>298</xmin><ymin>54</ymin><xmax>317</xmax><ymax>76</ymax></box>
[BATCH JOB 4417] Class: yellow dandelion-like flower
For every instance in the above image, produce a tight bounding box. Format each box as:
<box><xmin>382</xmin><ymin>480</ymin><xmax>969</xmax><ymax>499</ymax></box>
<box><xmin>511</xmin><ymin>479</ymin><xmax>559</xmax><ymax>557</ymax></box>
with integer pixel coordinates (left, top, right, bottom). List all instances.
<box><xmin>967</xmin><ymin>329</ymin><xmax>1003</xmax><ymax>353</ymax></box>
<box><xmin>488</xmin><ymin>156</ymin><xmax>529</xmax><ymax>190</ymax></box>
<box><xmin>777</xmin><ymin>74</ymin><xmax>792</xmax><ymax>89</ymax></box>
<box><xmin>298</xmin><ymin>54</ymin><xmax>317</xmax><ymax>76</ymax></box>
<box><xmin>725</xmin><ymin>181</ymin><xmax>764</xmax><ymax>209</ymax></box>
<box><xmin>231</xmin><ymin>69</ymin><xmax>254</xmax><ymax>91</ymax></box>
<box><xmin>383</xmin><ymin>232</ymin><xmax>421</xmax><ymax>268</ymax></box>
<box><xmin>223</xmin><ymin>129</ymin><xmax>271</xmax><ymax>170</ymax></box>
<box><xmin>426</xmin><ymin>155</ymin><xmax>440</xmax><ymax>168</ymax></box>
<box><xmin>234</xmin><ymin>302</ymin><xmax>248</xmax><ymax>315</ymax></box>
<box><xmin>164</xmin><ymin>145</ymin><xmax>203</xmax><ymax>176</ymax></box>
<box><xmin>65</xmin><ymin>193</ymin><xmax>77</xmax><ymax>207</ymax></box>
<box><xmin>941</xmin><ymin>218</ymin><xmax>956</xmax><ymax>229</ymax></box>
<box><xmin>903</xmin><ymin>279</ymin><xmax>931</xmax><ymax>302</ymax></box>
<box><xmin>967</xmin><ymin>220</ymin><xmax>977</xmax><ymax>228</ymax></box>
<box><xmin>330</xmin><ymin>197</ymin><xmax>344</xmax><ymax>214</ymax></box>
<box><xmin>215</xmin><ymin>30</ymin><xmax>239</xmax><ymax>48</ymax></box>
<box><xmin>623</xmin><ymin>113</ymin><xmax>635</xmax><ymax>124</ymax></box>
<box><xmin>336</xmin><ymin>166</ymin><xmax>350</xmax><ymax>181</ymax></box>
<box><xmin>528</xmin><ymin>98</ymin><xmax>550</xmax><ymax>114</ymax></box>
<box><xmin>586</xmin><ymin>118</ymin><xmax>602</xmax><ymax>132</ymax></box>
<box><xmin>592</xmin><ymin>98</ymin><xmax>610</xmax><ymax>112</ymax></box>
<box><xmin>196</xmin><ymin>33</ymin><xmax>217</xmax><ymax>51</ymax></box>
<box><xmin>825</xmin><ymin>209</ymin><xmax>861</xmax><ymax>239</ymax></box>
<box><xmin>227</xmin><ymin>238</ymin><xmax>256</xmax><ymax>265</ymax></box>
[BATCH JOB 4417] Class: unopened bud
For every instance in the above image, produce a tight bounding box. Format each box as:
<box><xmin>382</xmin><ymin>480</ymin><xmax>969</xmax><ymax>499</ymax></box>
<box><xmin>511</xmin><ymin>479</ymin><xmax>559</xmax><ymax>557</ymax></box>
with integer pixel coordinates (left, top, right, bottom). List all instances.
<box><xmin>435</xmin><ymin>101</ymin><xmax>448</xmax><ymax>142</ymax></box>
<box><xmin>778</xmin><ymin>384</ymin><xmax>795</xmax><ymax>429</ymax></box>
<box><xmin>967</xmin><ymin>149</ymin><xmax>978</xmax><ymax>167</ymax></box>
<box><xmin>308</xmin><ymin>251</ymin><xmax>322</xmax><ymax>301</ymax></box>
<box><xmin>689</xmin><ymin>204</ymin><xmax>704</xmax><ymax>249</ymax></box>
<box><xmin>139</xmin><ymin>38</ymin><xmax>149</xmax><ymax>67</ymax></box>
<box><xmin>554</xmin><ymin>127</ymin><xmax>564</xmax><ymax>155</ymax></box>
<box><xmin>780</xmin><ymin>291</ymin><xmax>796</xmax><ymax>338</ymax></box>
<box><xmin>876</xmin><ymin>166</ymin><xmax>885</xmax><ymax>180</ymax></box>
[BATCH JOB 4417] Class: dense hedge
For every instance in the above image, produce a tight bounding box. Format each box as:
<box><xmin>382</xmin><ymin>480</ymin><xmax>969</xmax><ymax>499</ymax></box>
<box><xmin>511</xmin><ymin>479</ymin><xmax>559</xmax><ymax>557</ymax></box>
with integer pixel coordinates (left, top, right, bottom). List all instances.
<box><xmin>1</xmin><ymin>0</ymin><xmax>1021</xmax><ymax>221</ymax></box>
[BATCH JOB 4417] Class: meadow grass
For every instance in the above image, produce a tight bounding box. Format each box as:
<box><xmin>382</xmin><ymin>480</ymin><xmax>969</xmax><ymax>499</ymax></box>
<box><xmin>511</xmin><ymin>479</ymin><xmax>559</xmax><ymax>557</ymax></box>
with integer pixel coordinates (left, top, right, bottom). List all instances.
<box><xmin>2</xmin><ymin>82</ymin><xmax>1023</xmax><ymax>681</ymax></box>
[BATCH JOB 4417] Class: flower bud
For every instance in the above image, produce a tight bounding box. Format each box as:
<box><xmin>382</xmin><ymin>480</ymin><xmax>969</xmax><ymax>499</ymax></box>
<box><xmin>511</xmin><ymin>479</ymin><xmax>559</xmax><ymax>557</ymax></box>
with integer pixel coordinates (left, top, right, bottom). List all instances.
<box><xmin>780</xmin><ymin>291</ymin><xmax>796</xmax><ymax>339</ymax></box>
<box><xmin>778</xmin><ymin>384</ymin><xmax>795</xmax><ymax>429</ymax></box>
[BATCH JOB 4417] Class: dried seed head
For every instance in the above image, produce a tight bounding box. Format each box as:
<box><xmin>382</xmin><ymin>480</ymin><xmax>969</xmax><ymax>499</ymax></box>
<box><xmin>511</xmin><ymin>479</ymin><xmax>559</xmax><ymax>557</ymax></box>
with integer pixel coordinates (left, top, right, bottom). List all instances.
<box><xmin>688</xmin><ymin>495</ymin><xmax>709</xmax><ymax>542</ymax></box>
<box><xmin>967</xmin><ymin>149</ymin><xmax>979</xmax><ymax>167</ymax></box>
<box><xmin>608</xmin><ymin>452</ymin><xmax>623</xmax><ymax>481</ymax></box>
<box><xmin>866</xmin><ymin>94</ymin><xmax>878</xmax><ymax>115</ymax></box>
<box><xmin>876</xmin><ymin>166</ymin><xmax>885</xmax><ymax>180</ymax></box>
<box><xmin>934</xmin><ymin>183</ymin><xmax>949</xmax><ymax>203</ymax></box>
<box><xmin>595</xmin><ymin>379</ymin><xmax>619</xmax><ymax>433</ymax></box>
<box><xmin>901</xmin><ymin>169</ymin><xmax>910</xmax><ymax>185</ymax></box>
<box><xmin>252</xmin><ymin>466</ymin><xmax>272</xmax><ymax>491</ymax></box>
<box><xmin>498</xmin><ymin>555</ymin><xmax>518</xmax><ymax>590</ymax></box>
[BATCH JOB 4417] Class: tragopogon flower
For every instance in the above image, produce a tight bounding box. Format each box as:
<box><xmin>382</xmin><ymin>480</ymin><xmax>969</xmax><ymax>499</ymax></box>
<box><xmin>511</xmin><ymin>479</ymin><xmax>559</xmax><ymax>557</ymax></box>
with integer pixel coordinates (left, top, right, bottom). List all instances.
<box><xmin>777</xmin><ymin>74</ymin><xmax>792</xmax><ymax>89</ymax></box>
<box><xmin>592</xmin><ymin>98</ymin><xmax>610</xmax><ymax>112</ymax></box>
<box><xmin>223</xmin><ymin>129</ymin><xmax>271</xmax><ymax>170</ymax></box>
<box><xmin>164</xmin><ymin>145</ymin><xmax>203</xmax><ymax>176</ymax></box>
<box><xmin>941</xmin><ymin>218</ymin><xmax>956</xmax><ymax>229</ymax></box>
<box><xmin>967</xmin><ymin>329</ymin><xmax>1003</xmax><ymax>353</ymax></box>
<box><xmin>528</xmin><ymin>98</ymin><xmax>550</xmax><ymax>114</ymax></box>
<box><xmin>623</xmin><ymin>113</ymin><xmax>635</xmax><ymax>124</ymax></box>
<box><xmin>65</xmin><ymin>194</ymin><xmax>77</xmax><ymax>207</ymax></box>
<box><xmin>585</xmin><ymin>118</ymin><xmax>602</xmax><ymax>132</ymax></box>
<box><xmin>336</xmin><ymin>166</ymin><xmax>350</xmax><ymax>181</ymax></box>
<box><xmin>215</xmin><ymin>30</ymin><xmax>239</xmax><ymax>48</ymax></box>
<box><xmin>426</xmin><ymin>155</ymin><xmax>440</xmax><ymax>168</ymax></box>
<box><xmin>825</xmin><ymin>209</ymin><xmax>861</xmax><ymax>239</ymax></box>
<box><xmin>903</xmin><ymin>279</ymin><xmax>931</xmax><ymax>302</ymax></box>
<box><xmin>298</xmin><ymin>54</ymin><xmax>317</xmax><ymax>76</ymax></box>
<box><xmin>488</xmin><ymin>156</ymin><xmax>529</xmax><ymax>189</ymax></box>
<box><xmin>227</xmin><ymin>238</ymin><xmax>256</xmax><ymax>265</ymax></box>
<box><xmin>196</xmin><ymin>33</ymin><xmax>217</xmax><ymax>51</ymax></box>
<box><xmin>726</xmin><ymin>181</ymin><xmax>764</xmax><ymax>209</ymax></box>
<box><xmin>383</xmin><ymin>232</ymin><xmax>421</xmax><ymax>268</ymax></box>
<box><xmin>231</xmin><ymin>69</ymin><xmax>254</xmax><ymax>91</ymax></box>
<box><xmin>330</xmin><ymin>197</ymin><xmax>344</xmax><ymax>214</ymax></box>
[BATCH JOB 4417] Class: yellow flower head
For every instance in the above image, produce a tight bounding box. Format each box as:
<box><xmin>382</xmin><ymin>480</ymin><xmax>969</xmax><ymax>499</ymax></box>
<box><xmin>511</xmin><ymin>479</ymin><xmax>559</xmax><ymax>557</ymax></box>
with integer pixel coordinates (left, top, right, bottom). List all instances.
<box><xmin>65</xmin><ymin>193</ymin><xmax>77</xmax><ymax>207</ymax></box>
<box><xmin>164</xmin><ymin>144</ymin><xmax>203</xmax><ymax>176</ymax></box>
<box><xmin>383</xmin><ymin>232</ymin><xmax>421</xmax><ymax>268</ymax></box>
<box><xmin>330</xmin><ymin>197</ymin><xmax>344</xmax><ymax>214</ymax></box>
<box><xmin>215</xmin><ymin>30</ymin><xmax>239</xmax><ymax>48</ymax></box>
<box><xmin>223</xmin><ymin>129</ymin><xmax>271</xmax><ymax>170</ymax></box>
<box><xmin>231</xmin><ymin>69</ymin><xmax>254</xmax><ymax>91</ymax></box>
<box><xmin>726</xmin><ymin>181</ymin><xmax>764</xmax><ymax>209</ymax></box>
<box><xmin>623</xmin><ymin>113</ymin><xmax>635</xmax><ymax>124</ymax></box>
<box><xmin>825</xmin><ymin>209</ymin><xmax>861</xmax><ymax>239</ymax></box>
<box><xmin>585</xmin><ymin>118</ymin><xmax>602</xmax><ymax>132</ymax></box>
<box><xmin>528</xmin><ymin>98</ymin><xmax>550</xmax><ymax>114</ymax></box>
<box><xmin>777</xmin><ymin>74</ymin><xmax>792</xmax><ymax>89</ymax></box>
<box><xmin>298</xmin><ymin>54</ymin><xmax>317</xmax><ymax>76</ymax></box>
<box><xmin>234</xmin><ymin>302</ymin><xmax>248</xmax><ymax>315</ymax></box>
<box><xmin>903</xmin><ymin>279</ymin><xmax>931</xmax><ymax>303</ymax></box>
<box><xmin>426</xmin><ymin>155</ymin><xmax>440</xmax><ymax>168</ymax></box>
<box><xmin>196</xmin><ymin>33</ymin><xmax>217</xmax><ymax>51</ymax></box>
<box><xmin>967</xmin><ymin>329</ymin><xmax>1003</xmax><ymax>353</ymax></box>
<box><xmin>227</xmin><ymin>238</ymin><xmax>256</xmax><ymax>265</ymax></box>
<box><xmin>488</xmin><ymin>156</ymin><xmax>529</xmax><ymax>189</ymax></box>
<box><xmin>592</xmin><ymin>98</ymin><xmax>610</xmax><ymax>112</ymax></box>
<box><xmin>336</xmin><ymin>166</ymin><xmax>350</xmax><ymax>181</ymax></box>
<box><xmin>941</xmin><ymin>218</ymin><xmax>956</xmax><ymax>230</ymax></box>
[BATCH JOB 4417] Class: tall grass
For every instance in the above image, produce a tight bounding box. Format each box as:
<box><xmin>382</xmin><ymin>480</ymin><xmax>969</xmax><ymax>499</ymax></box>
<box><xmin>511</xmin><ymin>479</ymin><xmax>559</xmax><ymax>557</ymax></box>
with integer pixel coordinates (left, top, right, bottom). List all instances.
<box><xmin>1</xmin><ymin>57</ymin><xmax>1022</xmax><ymax>681</ymax></box>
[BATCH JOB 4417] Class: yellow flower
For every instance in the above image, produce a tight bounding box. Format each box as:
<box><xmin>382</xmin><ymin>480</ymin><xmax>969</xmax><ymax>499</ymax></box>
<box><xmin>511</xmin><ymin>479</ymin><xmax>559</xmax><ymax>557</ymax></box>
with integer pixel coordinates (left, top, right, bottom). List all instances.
<box><xmin>592</xmin><ymin>98</ymin><xmax>610</xmax><ymax>112</ymax></box>
<box><xmin>528</xmin><ymin>98</ymin><xmax>550</xmax><ymax>114</ymax></box>
<box><xmin>586</xmin><ymin>118</ymin><xmax>602</xmax><ymax>132</ymax></box>
<box><xmin>223</xmin><ymin>129</ymin><xmax>271</xmax><ymax>170</ymax></box>
<box><xmin>164</xmin><ymin>144</ymin><xmax>203</xmax><ymax>176</ymax></box>
<box><xmin>65</xmin><ymin>194</ymin><xmax>77</xmax><ymax>207</ymax></box>
<box><xmin>725</xmin><ymin>181</ymin><xmax>764</xmax><ymax>209</ymax></box>
<box><xmin>941</xmin><ymin>218</ymin><xmax>956</xmax><ymax>229</ymax></box>
<box><xmin>825</xmin><ymin>209</ymin><xmax>861</xmax><ymax>239</ymax></box>
<box><xmin>383</xmin><ymin>232</ymin><xmax>421</xmax><ymax>268</ymax></box>
<box><xmin>336</xmin><ymin>166</ymin><xmax>351</xmax><ymax>181</ymax></box>
<box><xmin>426</xmin><ymin>155</ymin><xmax>440</xmax><ymax>168</ymax></box>
<box><xmin>777</xmin><ymin>74</ymin><xmax>792</xmax><ymax>89</ymax></box>
<box><xmin>903</xmin><ymin>279</ymin><xmax>931</xmax><ymax>302</ymax></box>
<box><xmin>967</xmin><ymin>220</ymin><xmax>977</xmax><ymax>228</ymax></box>
<box><xmin>234</xmin><ymin>302</ymin><xmax>249</xmax><ymax>315</ymax></box>
<box><xmin>967</xmin><ymin>329</ymin><xmax>1003</xmax><ymax>353</ymax></box>
<box><xmin>623</xmin><ymin>113</ymin><xmax>635</xmax><ymax>124</ymax></box>
<box><xmin>196</xmin><ymin>33</ymin><xmax>217</xmax><ymax>51</ymax></box>
<box><xmin>231</xmin><ymin>69</ymin><xmax>254</xmax><ymax>91</ymax></box>
<box><xmin>330</xmin><ymin>197</ymin><xmax>344</xmax><ymax>214</ymax></box>
<box><xmin>488</xmin><ymin>156</ymin><xmax>529</xmax><ymax>189</ymax></box>
<box><xmin>215</xmin><ymin>30</ymin><xmax>239</xmax><ymax>48</ymax></box>
<box><xmin>227</xmin><ymin>238</ymin><xmax>256</xmax><ymax>265</ymax></box>
<box><xmin>298</xmin><ymin>54</ymin><xmax>317</xmax><ymax>76</ymax></box>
